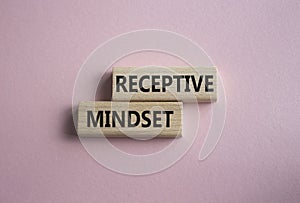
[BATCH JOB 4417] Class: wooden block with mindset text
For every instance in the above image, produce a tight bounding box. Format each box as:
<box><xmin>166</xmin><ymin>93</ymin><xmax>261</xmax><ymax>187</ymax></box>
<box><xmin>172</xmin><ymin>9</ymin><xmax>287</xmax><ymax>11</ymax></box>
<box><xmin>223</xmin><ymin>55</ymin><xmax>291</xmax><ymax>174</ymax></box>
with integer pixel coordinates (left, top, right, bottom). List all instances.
<box><xmin>77</xmin><ymin>101</ymin><xmax>182</xmax><ymax>138</ymax></box>
<box><xmin>112</xmin><ymin>66</ymin><xmax>217</xmax><ymax>102</ymax></box>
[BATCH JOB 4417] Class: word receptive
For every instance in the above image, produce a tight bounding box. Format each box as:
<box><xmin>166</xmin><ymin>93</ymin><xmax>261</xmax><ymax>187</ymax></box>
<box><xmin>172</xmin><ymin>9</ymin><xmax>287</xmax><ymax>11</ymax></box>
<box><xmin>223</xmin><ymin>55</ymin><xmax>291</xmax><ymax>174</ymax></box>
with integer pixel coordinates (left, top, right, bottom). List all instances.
<box><xmin>112</xmin><ymin>67</ymin><xmax>217</xmax><ymax>102</ymax></box>
<box><xmin>77</xmin><ymin>101</ymin><xmax>182</xmax><ymax>138</ymax></box>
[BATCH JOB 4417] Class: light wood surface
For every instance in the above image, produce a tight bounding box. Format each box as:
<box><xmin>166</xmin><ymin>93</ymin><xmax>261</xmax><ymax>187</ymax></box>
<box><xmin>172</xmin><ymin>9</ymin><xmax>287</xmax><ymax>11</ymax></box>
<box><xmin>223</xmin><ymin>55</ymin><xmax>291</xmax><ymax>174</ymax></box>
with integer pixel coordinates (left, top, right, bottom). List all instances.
<box><xmin>77</xmin><ymin>101</ymin><xmax>182</xmax><ymax>138</ymax></box>
<box><xmin>112</xmin><ymin>67</ymin><xmax>217</xmax><ymax>102</ymax></box>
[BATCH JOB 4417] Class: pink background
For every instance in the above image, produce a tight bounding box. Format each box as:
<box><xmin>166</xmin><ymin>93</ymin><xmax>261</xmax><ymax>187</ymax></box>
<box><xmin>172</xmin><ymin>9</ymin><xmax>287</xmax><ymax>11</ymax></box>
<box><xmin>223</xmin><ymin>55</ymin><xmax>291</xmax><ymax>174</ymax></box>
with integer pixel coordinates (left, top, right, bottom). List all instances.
<box><xmin>1</xmin><ymin>0</ymin><xmax>299</xmax><ymax>202</ymax></box>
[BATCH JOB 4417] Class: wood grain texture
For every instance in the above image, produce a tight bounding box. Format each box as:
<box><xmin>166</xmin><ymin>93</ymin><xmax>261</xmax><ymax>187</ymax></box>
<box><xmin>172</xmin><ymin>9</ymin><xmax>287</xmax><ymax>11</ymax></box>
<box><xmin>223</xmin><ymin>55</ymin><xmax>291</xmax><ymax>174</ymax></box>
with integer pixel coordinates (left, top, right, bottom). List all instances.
<box><xmin>77</xmin><ymin>101</ymin><xmax>182</xmax><ymax>138</ymax></box>
<box><xmin>112</xmin><ymin>67</ymin><xmax>217</xmax><ymax>102</ymax></box>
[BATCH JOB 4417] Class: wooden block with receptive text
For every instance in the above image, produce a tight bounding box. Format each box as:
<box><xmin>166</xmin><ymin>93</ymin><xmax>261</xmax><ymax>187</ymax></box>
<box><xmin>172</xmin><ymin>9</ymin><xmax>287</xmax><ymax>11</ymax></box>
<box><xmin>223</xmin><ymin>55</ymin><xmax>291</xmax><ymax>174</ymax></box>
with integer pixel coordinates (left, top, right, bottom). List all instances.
<box><xmin>77</xmin><ymin>101</ymin><xmax>182</xmax><ymax>138</ymax></box>
<box><xmin>112</xmin><ymin>66</ymin><xmax>217</xmax><ymax>102</ymax></box>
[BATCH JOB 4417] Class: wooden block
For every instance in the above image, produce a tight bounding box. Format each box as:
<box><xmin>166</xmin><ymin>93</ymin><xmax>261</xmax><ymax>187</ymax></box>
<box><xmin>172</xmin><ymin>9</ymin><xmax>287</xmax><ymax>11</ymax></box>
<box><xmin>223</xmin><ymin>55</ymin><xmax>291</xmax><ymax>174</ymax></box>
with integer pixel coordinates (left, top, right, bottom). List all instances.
<box><xmin>112</xmin><ymin>67</ymin><xmax>217</xmax><ymax>102</ymax></box>
<box><xmin>77</xmin><ymin>101</ymin><xmax>182</xmax><ymax>138</ymax></box>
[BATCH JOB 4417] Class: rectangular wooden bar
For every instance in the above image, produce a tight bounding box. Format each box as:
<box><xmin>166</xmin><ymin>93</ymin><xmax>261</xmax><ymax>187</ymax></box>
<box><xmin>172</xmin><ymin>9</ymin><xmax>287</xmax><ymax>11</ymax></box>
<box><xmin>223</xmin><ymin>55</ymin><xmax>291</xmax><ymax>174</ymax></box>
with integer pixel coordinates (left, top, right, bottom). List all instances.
<box><xmin>112</xmin><ymin>67</ymin><xmax>217</xmax><ymax>102</ymax></box>
<box><xmin>77</xmin><ymin>101</ymin><xmax>182</xmax><ymax>138</ymax></box>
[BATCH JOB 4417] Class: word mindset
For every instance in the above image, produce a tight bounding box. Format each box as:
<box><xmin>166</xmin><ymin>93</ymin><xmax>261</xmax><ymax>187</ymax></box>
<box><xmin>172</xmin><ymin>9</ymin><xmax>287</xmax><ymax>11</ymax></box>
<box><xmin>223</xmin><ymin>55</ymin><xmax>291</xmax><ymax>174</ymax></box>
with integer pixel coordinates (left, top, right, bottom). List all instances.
<box><xmin>112</xmin><ymin>67</ymin><xmax>217</xmax><ymax>102</ymax></box>
<box><xmin>77</xmin><ymin>101</ymin><xmax>183</xmax><ymax>138</ymax></box>
<box><xmin>87</xmin><ymin>110</ymin><xmax>173</xmax><ymax>128</ymax></box>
